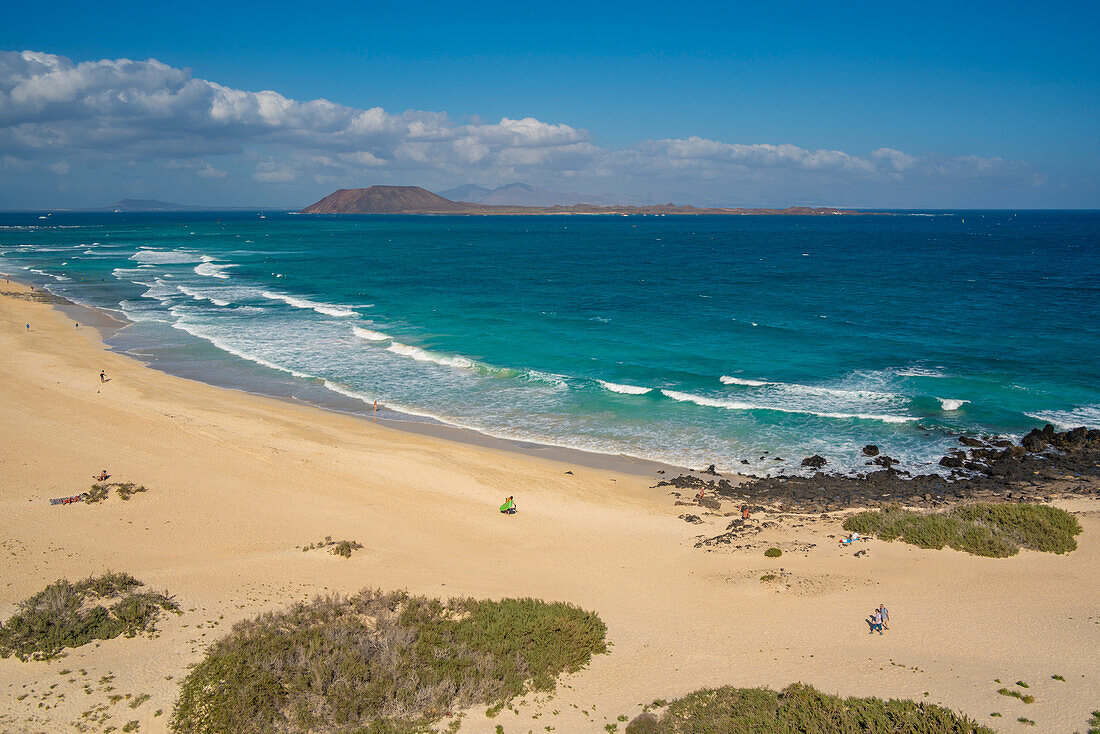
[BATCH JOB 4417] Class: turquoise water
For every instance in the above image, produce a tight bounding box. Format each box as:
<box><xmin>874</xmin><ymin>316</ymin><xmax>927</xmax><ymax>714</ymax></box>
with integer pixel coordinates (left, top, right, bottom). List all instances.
<box><xmin>2</xmin><ymin>211</ymin><xmax>1097</xmax><ymax>475</ymax></box>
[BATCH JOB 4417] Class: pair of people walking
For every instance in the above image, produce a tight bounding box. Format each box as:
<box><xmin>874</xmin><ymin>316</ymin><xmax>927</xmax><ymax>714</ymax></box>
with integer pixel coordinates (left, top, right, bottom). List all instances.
<box><xmin>869</xmin><ymin>603</ymin><xmax>890</xmax><ymax>634</ymax></box>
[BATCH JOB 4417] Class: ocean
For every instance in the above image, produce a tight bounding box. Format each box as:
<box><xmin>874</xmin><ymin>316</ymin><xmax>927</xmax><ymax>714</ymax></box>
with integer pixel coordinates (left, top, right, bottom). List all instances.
<box><xmin>1</xmin><ymin>210</ymin><xmax>1097</xmax><ymax>476</ymax></box>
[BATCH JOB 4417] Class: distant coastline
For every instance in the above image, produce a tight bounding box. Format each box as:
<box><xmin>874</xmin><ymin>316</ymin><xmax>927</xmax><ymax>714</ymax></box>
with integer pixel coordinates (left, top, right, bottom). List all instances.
<box><xmin>299</xmin><ymin>185</ymin><xmax>881</xmax><ymax>216</ymax></box>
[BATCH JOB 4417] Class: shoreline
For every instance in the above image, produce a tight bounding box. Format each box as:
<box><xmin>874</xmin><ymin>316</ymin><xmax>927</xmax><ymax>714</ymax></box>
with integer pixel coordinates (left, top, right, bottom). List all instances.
<box><xmin>1</xmin><ymin>277</ymin><xmax>1098</xmax><ymax>733</ymax></box>
<box><xmin>5</xmin><ymin>273</ymin><xmax>688</xmax><ymax>479</ymax></box>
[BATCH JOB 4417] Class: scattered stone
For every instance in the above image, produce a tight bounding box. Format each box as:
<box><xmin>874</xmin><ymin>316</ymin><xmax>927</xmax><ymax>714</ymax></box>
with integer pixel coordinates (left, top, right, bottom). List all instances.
<box><xmin>801</xmin><ymin>455</ymin><xmax>828</xmax><ymax>469</ymax></box>
<box><xmin>862</xmin><ymin>445</ymin><xmax>880</xmax><ymax>456</ymax></box>
<box><xmin>679</xmin><ymin>514</ymin><xmax>703</xmax><ymax>524</ymax></box>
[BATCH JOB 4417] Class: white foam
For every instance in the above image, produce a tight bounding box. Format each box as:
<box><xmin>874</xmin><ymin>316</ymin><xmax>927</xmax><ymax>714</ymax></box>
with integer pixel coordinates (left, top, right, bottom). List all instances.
<box><xmin>660</xmin><ymin>389</ymin><xmax>915</xmax><ymax>423</ymax></box>
<box><xmin>1025</xmin><ymin>405</ymin><xmax>1100</xmax><ymax>430</ymax></box>
<box><xmin>386</xmin><ymin>341</ymin><xmax>478</xmax><ymax>370</ymax></box>
<box><xmin>131</xmin><ymin>250</ymin><xmax>199</xmax><ymax>265</ymax></box>
<box><xmin>598</xmin><ymin>380</ymin><xmax>652</xmax><ymax>395</ymax></box>
<box><xmin>177</xmin><ymin>285</ymin><xmax>232</xmax><ymax>307</ymax></box>
<box><xmin>171</xmin><ymin>320</ymin><xmax>313</xmax><ymax>379</ymax></box>
<box><xmin>895</xmin><ymin>367</ymin><xmax>947</xmax><ymax>378</ymax></box>
<box><xmin>194</xmin><ymin>256</ymin><xmax>232</xmax><ymax>279</ymax></box>
<box><xmin>352</xmin><ymin>326</ymin><xmax>391</xmax><ymax>341</ymax></box>
<box><xmin>720</xmin><ymin>375</ymin><xmax>769</xmax><ymax>387</ymax></box>
<box><xmin>260</xmin><ymin>290</ymin><xmax>356</xmax><ymax>318</ymax></box>
<box><xmin>937</xmin><ymin>398</ymin><xmax>970</xmax><ymax>411</ymax></box>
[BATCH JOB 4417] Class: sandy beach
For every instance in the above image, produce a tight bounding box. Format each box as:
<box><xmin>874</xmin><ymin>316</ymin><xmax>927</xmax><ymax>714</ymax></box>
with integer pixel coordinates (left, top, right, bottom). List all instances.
<box><xmin>0</xmin><ymin>280</ymin><xmax>1097</xmax><ymax>734</ymax></box>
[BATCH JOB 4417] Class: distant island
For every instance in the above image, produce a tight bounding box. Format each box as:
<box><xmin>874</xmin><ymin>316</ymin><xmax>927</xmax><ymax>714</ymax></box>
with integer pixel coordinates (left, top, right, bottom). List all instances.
<box><xmin>300</xmin><ymin>186</ymin><xmax>872</xmax><ymax>216</ymax></box>
<box><xmin>103</xmin><ymin>198</ymin><xmax>205</xmax><ymax>212</ymax></box>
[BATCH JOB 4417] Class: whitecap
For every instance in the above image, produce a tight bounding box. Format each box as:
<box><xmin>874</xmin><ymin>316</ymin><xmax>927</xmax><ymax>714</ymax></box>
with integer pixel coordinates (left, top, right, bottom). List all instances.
<box><xmin>352</xmin><ymin>326</ymin><xmax>391</xmax><ymax>341</ymax></box>
<box><xmin>660</xmin><ymin>389</ymin><xmax>915</xmax><ymax>423</ymax></box>
<box><xmin>720</xmin><ymin>375</ymin><xmax>769</xmax><ymax>387</ymax></box>
<box><xmin>260</xmin><ymin>290</ymin><xmax>356</xmax><ymax>318</ymax></box>
<box><xmin>1025</xmin><ymin>405</ymin><xmax>1100</xmax><ymax>430</ymax></box>
<box><xmin>177</xmin><ymin>285</ymin><xmax>232</xmax><ymax>307</ymax></box>
<box><xmin>131</xmin><ymin>250</ymin><xmax>199</xmax><ymax>265</ymax></box>
<box><xmin>598</xmin><ymin>380</ymin><xmax>652</xmax><ymax>395</ymax></box>
<box><xmin>937</xmin><ymin>398</ymin><xmax>970</xmax><ymax>411</ymax></box>
<box><xmin>194</xmin><ymin>256</ymin><xmax>233</xmax><ymax>279</ymax></box>
<box><xmin>386</xmin><ymin>341</ymin><xmax>478</xmax><ymax>371</ymax></box>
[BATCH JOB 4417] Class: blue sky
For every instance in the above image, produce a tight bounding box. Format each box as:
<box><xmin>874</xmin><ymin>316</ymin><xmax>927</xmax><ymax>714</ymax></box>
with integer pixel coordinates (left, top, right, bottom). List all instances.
<box><xmin>1</xmin><ymin>0</ymin><xmax>1097</xmax><ymax>208</ymax></box>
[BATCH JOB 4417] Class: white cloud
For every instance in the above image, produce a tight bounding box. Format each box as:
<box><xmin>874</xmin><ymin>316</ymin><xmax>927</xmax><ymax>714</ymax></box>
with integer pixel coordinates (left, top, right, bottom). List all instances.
<box><xmin>0</xmin><ymin>49</ymin><xmax>1036</xmax><ymax>204</ymax></box>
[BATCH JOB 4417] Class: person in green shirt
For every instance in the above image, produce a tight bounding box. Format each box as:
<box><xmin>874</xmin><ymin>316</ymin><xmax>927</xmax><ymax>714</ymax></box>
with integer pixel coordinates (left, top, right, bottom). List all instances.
<box><xmin>500</xmin><ymin>496</ymin><xmax>516</xmax><ymax>514</ymax></box>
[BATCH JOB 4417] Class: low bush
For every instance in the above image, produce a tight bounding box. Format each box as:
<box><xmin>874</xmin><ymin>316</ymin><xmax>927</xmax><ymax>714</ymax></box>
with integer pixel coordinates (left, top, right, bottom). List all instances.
<box><xmin>170</xmin><ymin>590</ymin><xmax>607</xmax><ymax>734</ymax></box>
<box><xmin>300</xmin><ymin>536</ymin><xmax>363</xmax><ymax>558</ymax></box>
<box><xmin>842</xmin><ymin>503</ymin><xmax>1080</xmax><ymax>557</ymax></box>
<box><xmin>625</xmin><ymin>682</ymin><xmax>993</xmax><ymax>733</ymax></box>
<box><xmin>997</xmin><ymin>688</ymin><xmax>1034</xmax><ymax>704</ymax></box>
<box><xmin>764</xmin><ymin>547</ymin><xmax>782</xmax><ymax>558</ymax></box>
<box><xmin>1087</xmin><ymin>709</ymin><xmax>1100</xmax><ymax>734</ymax></box>
<box><xmin>0</xmin><ymin>572</ymin><xmax>179</xmax><ymax>661</ymax></box>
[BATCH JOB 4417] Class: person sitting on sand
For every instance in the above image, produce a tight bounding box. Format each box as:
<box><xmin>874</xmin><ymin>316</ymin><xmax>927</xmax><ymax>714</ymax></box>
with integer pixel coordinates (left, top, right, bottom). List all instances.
<box><xmin>94</xmin><ymin>470</ymin><xmax>109</xmax><ymax>482</ymax></box>
<box><xmin>500</xmin><ymin>496</ymin><xmax>516</xmax><ymax>515</ymax></box>
<box><xmin>840</xmin><ymin>532</ymin><xmax>860</xmax><ymax>546</ymax></box>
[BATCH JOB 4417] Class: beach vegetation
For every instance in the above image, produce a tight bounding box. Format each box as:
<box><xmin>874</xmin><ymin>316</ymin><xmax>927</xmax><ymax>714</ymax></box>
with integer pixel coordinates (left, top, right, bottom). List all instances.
<box><xmin>842</xmin><ymin>503</ymin><xmax>1080</xmax><ymax>557</ymax></box>
<box><xmin>759</xmin><ymin>574</ymin><xmax>778</xmax><ymax>582</ymax></box>
<box><xmin>764</xmin><ymin>547</ymin><xmax>782</xmax><ymax>558</ymax></box>
<box><xmin>0</xmin><ymin>572</ymin><xmax>179</xmax><ymax>661</ymax></box>
<box><xmin>1051</xmin><ymin>674</ymin><xmax>1065</xmax><ymax>681</ymax></box>
<box><xmin>299</xmin><ymin>536</ymin><xmax>364</xmax><ymax>558</ymax></box>
<box><xmin>625</xmin><ymin>682</ymin><xmax>993</xmax><ymax>733</ymax></box>
<box><xmin>114</xmin><ymin>483</ymin><xmax>148</xmax><ymax>501</ymax></box>
<box><xmin>85</xmin><ymin>484</ymin><xmax>109</xmax><ymax>504</ymax></box>
<box><xmin>996</xmin><ymin>688</ymin><xmax>1034</xmax><ymax>704</ymax></box>
<box><xmin>169</xmin><ymin>589</ymin><xmax>606</xmax><ymax>734</ymax></box>
<box><xmin>1089</xmin><ymin>709</ymin><xmax>1100</xmax><ymax>734</ymax></box>
<box><xmin>1017</xmin><ymin>717</ymin><xmax>1035</xmax><ymax>726</ymax></box>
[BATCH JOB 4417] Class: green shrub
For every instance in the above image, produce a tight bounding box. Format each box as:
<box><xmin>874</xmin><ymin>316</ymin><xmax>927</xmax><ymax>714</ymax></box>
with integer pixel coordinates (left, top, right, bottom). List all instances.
<box><xmin>0</xmin><ymin>573</ymin><xmax>178</xmax><ymax>661</ymax></box>
<box><xmin>1088</xmin><ymin>709</ymin><xmax>1100</xmax><ymax>734</ymax></box>
<box><xmin>997</xmin><ymin>688</ymin><xmax>1034</xmax><ymax>704</ymax></box>
<box><xmin>842</xmin><ymin>503</ymin><xmax>1081</xmax><ymax>558</ymax></box>
<box><xmin>170</xmin><ymin>590</ymin><xmax>607</xmax><ymax>734</ymax></box>
<box><xmin>330</xmin><ymin>540</ymin><xmax>363</xmax><ymax>558</ymax></box>
<box><xmin>85</xmin><ymin>484</ymin><xmax>109</xmax><ymax>504</ymax></box>
<box><xmin>626</xmin><ymin>682</ymin><xmax>993</xmax><ymax>733</ymax></box>
<box><xmin>764</xmin><ymin>548</ymin><xmax>782</xmax><ymax>558</ymax></box>
<box><xmin>952</xmin><ymin>504</ymin><xmax>1080</xmax><ymax>554</ymax></box>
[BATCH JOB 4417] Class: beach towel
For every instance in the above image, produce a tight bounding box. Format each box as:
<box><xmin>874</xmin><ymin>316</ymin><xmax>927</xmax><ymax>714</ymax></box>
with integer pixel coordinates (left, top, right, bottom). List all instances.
<box><xmin>50</xmin><ymin>495</ymin><xmax>85</xmax><ymax>506</ymax></box>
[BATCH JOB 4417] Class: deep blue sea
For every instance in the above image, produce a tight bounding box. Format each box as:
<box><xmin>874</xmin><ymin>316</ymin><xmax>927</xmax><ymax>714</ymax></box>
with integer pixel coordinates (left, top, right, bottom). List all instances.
<box><xmin>2</xmin><ymin>211</ymin><xmax>1097</xmax><ymax>475</ymax></box>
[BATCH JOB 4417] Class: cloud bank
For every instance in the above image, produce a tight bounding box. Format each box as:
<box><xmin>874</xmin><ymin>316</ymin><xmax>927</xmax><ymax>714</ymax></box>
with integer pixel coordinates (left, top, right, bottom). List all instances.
<box><xmin>0</xmin><ymin>50</ymin><xmax>1043</xmax><ymax>207</ymax></box>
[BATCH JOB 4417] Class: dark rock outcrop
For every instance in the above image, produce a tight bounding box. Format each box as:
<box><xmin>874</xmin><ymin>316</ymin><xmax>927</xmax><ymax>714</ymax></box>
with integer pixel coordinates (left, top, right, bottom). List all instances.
<box><xmin>801</xmin><ymin>455</ymin><xmax>828</xmax><ymax>469</ymax></box>
<box><xmin>862</xmin><ymin>445</ymin><xmax>880</xmax><ymax>456</ymax></box>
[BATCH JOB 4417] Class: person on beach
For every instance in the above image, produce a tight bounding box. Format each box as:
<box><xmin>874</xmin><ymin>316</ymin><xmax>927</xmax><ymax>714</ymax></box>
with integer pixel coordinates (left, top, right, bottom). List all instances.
<box><xmin>100</xmin><ymin>370</ymin><xmax>107</xmax><ymax>383</ymax></box>
<box><xmin>741</xmin><ymin>504</ymin><xmax>750</xmax><ymax>520</ymax></box>
<box><xmin>870</xmin><ymin>609</ymin><xmax>883</xmax><ymax>634</ymax></box>
<box><xmin>94</xmin><ymin>470</ymin><xmax>109</xmax><ymax>482</ymax></box>
<box><xmin>25</xmin><ymin>324</ymin><xmax>29</xmax><ymax>331</ymax></box>
<box><xmin>878</xmin><ymin>603</ymin><xmax>890</xmax><ymax>630</ymax></box>
<box><xmin>500</xmin><ymin>496</ymin><xmax>516</xmax><ymax>515</ymax></box>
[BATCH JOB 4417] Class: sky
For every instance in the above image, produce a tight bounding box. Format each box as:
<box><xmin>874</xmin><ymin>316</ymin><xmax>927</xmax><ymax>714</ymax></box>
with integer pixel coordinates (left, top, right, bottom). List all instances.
<box><xmin>1</xmin><ymin>0</ymin><xmax>1097</xmax><ymax>209</ymax></box>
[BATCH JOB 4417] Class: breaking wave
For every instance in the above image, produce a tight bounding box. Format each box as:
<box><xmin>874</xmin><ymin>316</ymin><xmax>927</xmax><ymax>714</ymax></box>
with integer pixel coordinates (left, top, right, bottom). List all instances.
<box><xmin>661</xmin><ymin>389</ymin><xmax>916</xmax><ymax>423</ymax></box>
<box><xmin>260</xmin><ymin>290</ymin><xmax>356</xmax><ymax>318</ymax></box>
<box><xmin>598</xmin><ymin>380</ymin><xmax>652</xmax><ymax>395</ymax></box>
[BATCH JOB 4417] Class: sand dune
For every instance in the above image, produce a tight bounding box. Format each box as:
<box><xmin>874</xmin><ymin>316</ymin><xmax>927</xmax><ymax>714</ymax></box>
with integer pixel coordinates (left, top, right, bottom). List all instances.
<box><xmin>0</xmin><ymin>281</ymin><xmax>1096</xmax><ymax>733</ymax></box>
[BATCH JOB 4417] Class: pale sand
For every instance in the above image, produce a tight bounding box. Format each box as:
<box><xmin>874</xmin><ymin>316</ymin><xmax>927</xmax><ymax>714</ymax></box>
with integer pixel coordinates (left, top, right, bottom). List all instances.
<box><xmin>0</xmin><ymin>281</ymin><xmax>1096</xmax><ymax>734</ymax></box>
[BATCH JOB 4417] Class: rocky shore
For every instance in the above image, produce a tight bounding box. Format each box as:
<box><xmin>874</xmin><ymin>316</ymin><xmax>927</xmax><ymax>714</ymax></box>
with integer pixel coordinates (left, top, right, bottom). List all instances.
<box><xmin>658</xmin><ymin>425</ymin><xmax>1100</xmax><ymax>515</ymax></box>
